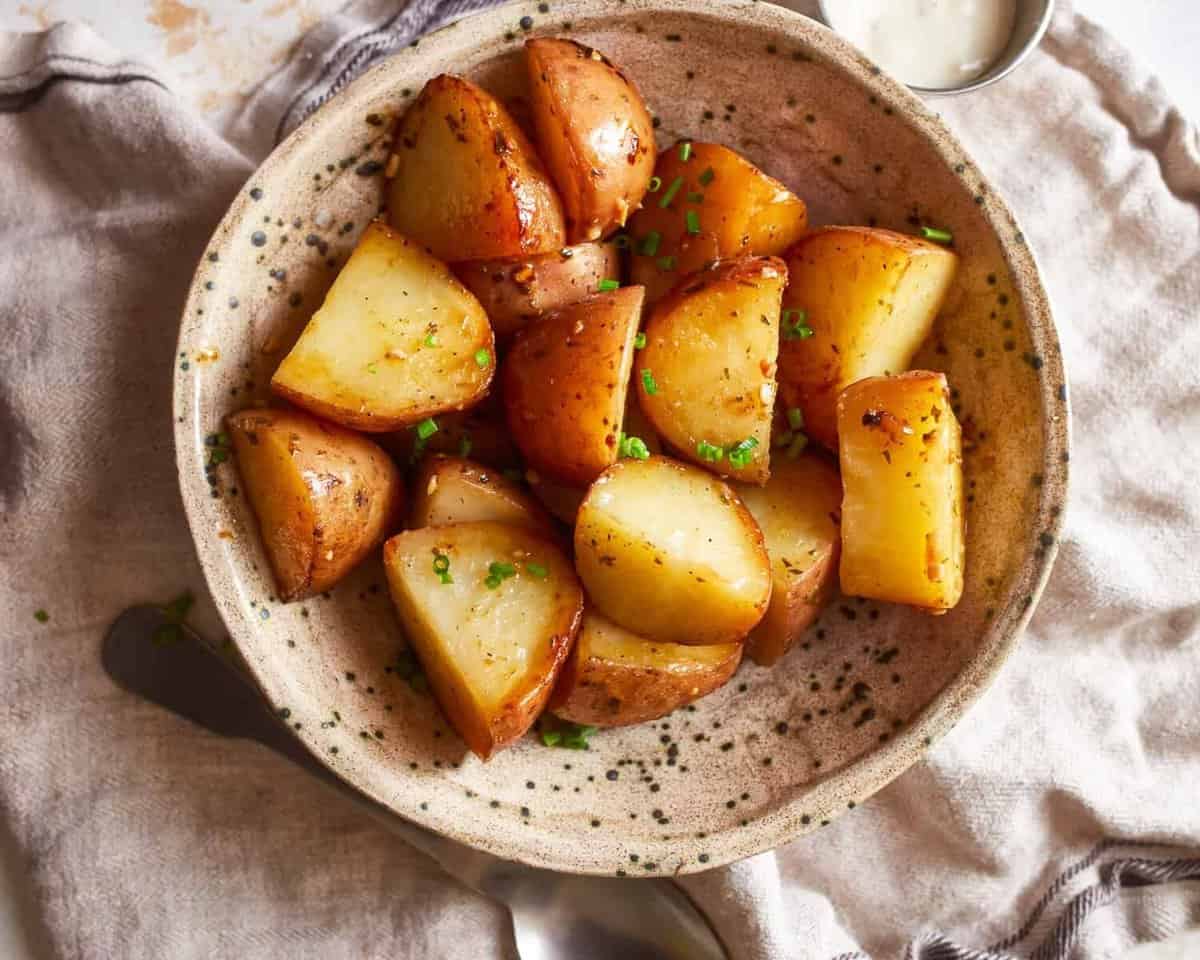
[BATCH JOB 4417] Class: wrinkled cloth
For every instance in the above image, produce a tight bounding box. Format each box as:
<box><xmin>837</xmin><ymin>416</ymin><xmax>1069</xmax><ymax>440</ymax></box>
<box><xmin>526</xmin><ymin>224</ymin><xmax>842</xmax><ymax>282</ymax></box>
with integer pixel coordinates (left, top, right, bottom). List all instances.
<box><xmin>1</xmin><ymin>2</ymin><xmax>1199</xmax><ymax>959</ymax></box>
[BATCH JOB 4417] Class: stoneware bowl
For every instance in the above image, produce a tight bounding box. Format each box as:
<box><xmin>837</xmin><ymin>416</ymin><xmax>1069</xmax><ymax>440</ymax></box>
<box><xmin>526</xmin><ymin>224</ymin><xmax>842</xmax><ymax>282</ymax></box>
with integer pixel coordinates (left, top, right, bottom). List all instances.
<box><xmin>175</xmin><ymin>0</ymin><xmax>1069</xmax><ymax>876</ymax></box>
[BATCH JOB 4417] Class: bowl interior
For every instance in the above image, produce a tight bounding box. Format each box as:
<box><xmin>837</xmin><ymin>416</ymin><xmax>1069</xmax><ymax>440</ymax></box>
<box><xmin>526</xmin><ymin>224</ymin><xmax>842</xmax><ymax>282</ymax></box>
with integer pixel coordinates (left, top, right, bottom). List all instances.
<box><xmin>175</xmin><ymin>0</ymin><xmax>1067</xmax><ymax>876</ymax></box>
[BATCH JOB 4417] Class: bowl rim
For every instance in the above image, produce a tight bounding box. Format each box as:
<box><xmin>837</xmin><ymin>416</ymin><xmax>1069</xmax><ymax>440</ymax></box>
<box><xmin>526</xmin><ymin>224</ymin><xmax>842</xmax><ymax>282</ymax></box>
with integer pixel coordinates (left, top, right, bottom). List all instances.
<box><xmin>174</xmin><ymin>0</ymin><xmax>1070</xmax><ymax>876</ymax></box>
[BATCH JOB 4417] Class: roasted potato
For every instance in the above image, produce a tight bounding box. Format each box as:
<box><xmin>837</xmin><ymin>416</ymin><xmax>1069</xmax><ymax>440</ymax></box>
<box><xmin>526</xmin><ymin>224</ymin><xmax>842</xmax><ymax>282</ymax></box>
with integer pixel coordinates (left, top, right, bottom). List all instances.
<box><xmin>735</xmin><ymin>454</ymin><xmax>842</xmax><ymax>666</ymax></box>
<box><xmin>548</xmin><ymin>609</ymin><xmax>742</xmax><ymax>726</ymax></box>
<box><xmin>526</xmin><ymin>38</ymin><xmax>656</xmax><ymax>243</ymax></box>
<box><xmin>381</xmin><ymin>392</ymin><xmax>521</xmax><ymax>471</ymax></box>
<box><xmin>452</xmin><ymin>242</ymin><xmax>621</xmax><ymax>340</ymax></box>
<box><xmin>227</xmin><ymin>408</ymin><xmax>403</xmax><ymax>601</ymax></box>
<box><xmin>387</xmin><ymin>74</ymin><xmax>565</xmax><ymax>262</ymax></box>
<box><xmin>271</xmin><ymin>222</ymin><xmax>494</xmax><ymax>432</ymax></box>
<box><xmin>502</xmin><ymin>286</ymin><xmax>644</xmax><ymax>486</ymax></box>
<box><xmin>383</xmin><ymin>521</ymin><xmax>583</xmax><ymax>758</ymax></box>
<box><xmin>627</xmin><ymin>141</ymin><xmax>808</xmax><ymax>303</ymax></box>
<box><xmin>574</xmin><ymin>456</ymin><xmax>771</xmax><ymax>645</ymax></box>
<box><xmin>636</xmin><ymin>257</ymin><xmax>785</xmax><ymax>484</ymax></box>
<box><xmin>777</xmin><ymin>226</ymin><xmax>959</xmax><ymax>450</ymax></box>
<box><xmin>410</xmin><ymin>455</ymin><xmax>556</xmax><ymax>537</ymax></box>
<box><xmin>837</xmin><ymin>371</ymin><xmax>964</xmax><ymax>611</ymax></box>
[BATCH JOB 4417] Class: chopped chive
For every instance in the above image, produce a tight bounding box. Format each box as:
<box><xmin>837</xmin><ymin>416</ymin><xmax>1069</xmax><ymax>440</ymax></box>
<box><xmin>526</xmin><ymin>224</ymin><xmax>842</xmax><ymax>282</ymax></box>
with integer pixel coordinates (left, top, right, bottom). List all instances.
<box><xmin>648</xmin><ymin>175</ymin><xmax>663</xmax><ymax>192</ymax></box>
<box><xmin>786</xmin><ymin>432</ymin><xmax>809</xmax><ymax>458</ymax></box>
<box><xmin>727</xmin><ymin>436</ymin><xmax>759</xmax><ymax>470</ymax></box>
<box><xmin>920</xmin><ymin>225</ymin><xmax>953</xmax><ymax>245</ymax></box>
<box><xmin>597</xmin><ymin>278</ymin><xmax>620</xmax><ymax>292</ymax></box>
<box><xmin>563</xmin><ymin>726</ymin><xmax>597</xmax><ymax>749</ymax></box>
<box><xmin>787</xmin><ymin>407</ymin><xmax>805</xmax><ymax>430</ymax></box>
<box><xmin>685</xmin><ymin>209</ymin><xmax>701</xmax><ymax>235</ymax></box>
<box><xmin>640</xmin><ymin>368</ymin><xmax>658</xmax><ymax>395</ymax></box>
<box><xmin>416</xmin><ymin>418</ymin><xmax>438</xmax><ymax>440</ymax></box>
<box><xmin>618</xmin><ymin>433</ymin><xmax>651</xmax><ymax>460</ymax></box>
<box><xmin>634</xmin><ymin>332</ymin><xmax>647</xmax><ymax>349</ymax></box>
<box><xmin>432</xmin><ymin>551</ymin><xmax>453</xmax><ymax>584</ymax></box>
<box><xmin>679</xmin><ymin>140</ymin><xmax>693</xmax><ymax>162</ymax></box>
<box><xmin>697</xmin><ymin>439</ymin><xmax>724</xmax><ymax>462</ymax></box>
<box><xmin>656</xmin><ymin>255</ymin><xmax>677</xmax><ymax>271</ymax></box>
<box><xmin>474</xmin><ymin>348</ymin><xmax>491</xmax><ymax>368</ymax></box>
<box><xmin>424</xmin><ymin>333</ymin><xmax>438</xmax><ymax>347</ymax></box>
<box><xmin>639</xmin><ymin>231</ymin><xmax>662</xmax><ymax>257</ymax></box>
<box><xmin>366</xmin><ymin>361</ymin><xmax>379</xmax><ymax>374</ymax></box>
<box><xmin>489</xmin><ymin>561</ymin><xmax>516</xmax><ymax>578</ymax></box>
<box><xmin>659</xmin><ymin>175</ymin><xmax>684</xmax><ymax>208</ymax></box>
<box><xmin>782</xmin><ymin>308</ymin><xmax>814</xmax><ymax>340</ymax></box>
<box><xmin>541</xmin><ymin>729</ymin><xmax>563</xmax><ymax>747</ymax></box>
<box><xmin>687</xmin><ymin>191</ymin><xmax>705</xmax><ymax>203</ymax></box>
<box><xmin>484</xmin><ymin>574</ymin><xmax>501</xmax><ymax>589</ymax></box>
<box><xmin>526</xmin><ymin>562</ymin><xmax>549</xmax><ymax>579</ymax></box>
<box><xmin>458</xmin><ymin>434</ymin><xmax>473</xmax><ymax>457</ymax></box>
<box><xmin>698</xmin><ymin>167</ymin><xmax>715</xmax><ymax>186</ymax></box>
<box><xmin>613</xmin><ymin>233</ymin><xmax>631</xmax><ymax>250</ymax></box>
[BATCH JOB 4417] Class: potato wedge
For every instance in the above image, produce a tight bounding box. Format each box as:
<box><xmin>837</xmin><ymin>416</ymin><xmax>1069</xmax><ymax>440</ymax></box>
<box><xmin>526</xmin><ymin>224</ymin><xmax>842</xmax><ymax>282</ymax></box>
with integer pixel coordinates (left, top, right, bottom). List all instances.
<box><xmin>383</xmin><ymin>522</ymin><xmax>583</xmax><ymax>758</ymax></box>
<box><xmin>777</xmin><ymin>226</ymin><xmax>959</xmax><ymax>449</ymax></box>
<box><xmin>410</xmin><ymin>455</ymin><xmax>556</xmax><ymax>537</ymax></box>
<box><xmin>452</xmin><ymin>241</ymin><xmax>621</xmax><ymax>339</ymax></box>
<box><xmin>627</xmin><ymin>142</ymin><xmax>808</xmax><ymax>303</ymax></box>
<box><xmin>387</xmin><ymin>74</ymin><xmax>565</xmax><ymax>261</ymax></box>
<box><xmin>271</xmin><ymin>221</ymin><xmax>494</xmax><ymax>432</ymax></box>
<box><xmin>548</xmin><ymin>610</ymin><xmax>742</xmax><ymax>726</ymax></box>
<box><xmin>837</xmin><ymin>371</ymin><xmax>964</xmax><ymax>611</ymax></box>
<box><xmin>574</xmin><ymin>456</ymin><xmax>771</xmax><ymax>645</ymax></box>
<box><xmin>502</xmin><ymin>286</ymin><xmax>644</xmax><ymax>486</ymax></box>
<box><xmin>526</xmin><ymin>38</ymin><xmax>656</xmax><ymax>243</ymax></box>
<box><xmin>637</xmin><ymin>257</ymin><xmax>785</xmax><ymax>484</ymax></box>
<box><xmin>227</xmin><ymin>408</ymin><xmax>403</xmax><ymax>601</ymax></box>
<box><xmin>735</xmin><ymin>454</ymin><xmax>842</xmax><ymax>666</ymax></box>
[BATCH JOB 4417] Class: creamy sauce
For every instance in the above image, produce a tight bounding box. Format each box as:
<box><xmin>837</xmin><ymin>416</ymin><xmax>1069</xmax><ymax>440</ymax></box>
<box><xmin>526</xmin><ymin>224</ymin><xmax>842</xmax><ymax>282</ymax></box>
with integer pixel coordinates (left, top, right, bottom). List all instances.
<box><xmin>825</xmin><ymin>0</ymin><xmax>1017</xmax><ymax>89</ymax></box>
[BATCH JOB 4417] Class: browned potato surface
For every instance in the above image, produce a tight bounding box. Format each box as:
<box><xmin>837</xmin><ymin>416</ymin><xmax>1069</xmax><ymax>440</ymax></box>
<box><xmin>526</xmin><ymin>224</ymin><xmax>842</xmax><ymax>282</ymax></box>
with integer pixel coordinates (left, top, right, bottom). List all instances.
<box><xmin>452</xmin><ymin>242</ymin><xmax>620</xmax><ymax>339</ymax></box>
<box><xmin>627</xmin><ymin>141</ymin><xmax>808</xmax><ymax>303</ymax></box>
<box><xmin>409</xmin><ymin>455</ymin><xmax>556</xmax><ymax>537</ymax></box>
<box><xmin>778</xmin><ymin>226</ymin><xmax>959</xmax><ymax>449</ymax></box>
<box><xmin>271</xmin><ymin>221</ymin><xmax>494</xmax><ymax>432</ymax></box>
<box><xmin>735</xmin><ymin>454</ymin><xmax>841</xmax><ymax>666</ymax></box>
<box><xmin>502</xmin><ymin>286</ymin><xmax>644</xmax><ymax>486</ymax></box>
<box><xmin>548</xmin><ymin>610</ymin><xmax>742</xmax><ymax>726</ymax></box>
<box><xmin>526</xmin><ymin>38</ymin><xmax>656</xmax><ymax>242</ymax></box>
<box><xmin>837</xmin><ymin>371</ymin><xmax>964</xmax><ymax>611</ymax></box>
<box><xmin>383</xmin><ymin>522</ymin><xmax>583</xmax><ymax>758</ymax></box>
<box><xmin>574</xmin><ymin>456</ymin><xmax>772</xmax><ymax>645</ymax></box>
<box><xmin>381</xmin><ymin>393</ymin><xmax>521</xmax><ymax>471</ymax></box>
<box><xmin>227</xmin><ymin>408</ymin><xmax>403</xmax><ymax>601</ymax></box>
<box><xmin>387</xmin><ymin>74</ymin><xmax>565</xmax><ymax>261</ymax></box>
<box><xmin>637</xmin><ymin>257</ymin><xmax>785</xmax><ymax>484</ymax></box>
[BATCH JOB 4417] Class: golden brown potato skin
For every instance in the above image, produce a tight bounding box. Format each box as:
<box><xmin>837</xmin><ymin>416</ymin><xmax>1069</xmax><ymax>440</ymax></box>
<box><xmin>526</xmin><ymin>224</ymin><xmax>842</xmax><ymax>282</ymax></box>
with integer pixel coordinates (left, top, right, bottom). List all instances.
<box><xmin>627</xmin><ymin>141</ymin><xmax>808</xmax><ymax>304</ymax></box>
<box><xmin>387</xmin><ymin>74</ymin><xmax>565</xmax><ymax>261</ymax></box>
<box><xmin>549</xmin><ymin>610</ymin><xmax>743</xmax><ymax>726</ymax></box>
<box><xmin>777</xmin><ymin>226</ymin><xmax>959</xmax><ymax>450</ymax></box>
<box><xmin>409</xmin><ymin>455</ymin><xmax>557</xmax><ymax>537</ymax></box>
<box><xmin>502</xmin><ymin>286</ymin><xmax>644</xmax><ymax>487</ymax></box>
<box><xmin>452</xmin><ymin>242</ymin><xmax>621</xmax><ymax>340</ymax></box>
<box><xmin>736</xmin><ymin>454</ymin><xmax>842</xmax><ymax>666</ymax></box>
<box><xmin>526</xmin><ymin>38</ymin><xmax>656</xmax><ymax>243</ymax></box>
<box><xmin>227</xmin><ymin>408</ymin><xmax>403</xmax><ymax>601</ymax></box>
<box><xmin>381</xmin><ymin>393</ymin><xmax>521</xmax><ymax>471</ymax></box>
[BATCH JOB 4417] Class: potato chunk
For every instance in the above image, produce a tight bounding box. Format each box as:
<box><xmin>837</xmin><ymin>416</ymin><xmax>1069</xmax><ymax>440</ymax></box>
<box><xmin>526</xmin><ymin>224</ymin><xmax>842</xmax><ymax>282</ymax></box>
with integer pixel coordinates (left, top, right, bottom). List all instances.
<box><xmin>409</xmin><ymin>455</ymin><xmax>556</xmax><ymax>537</ymax></box>
<box><xmin>383</xmin><ymin>522</ymin><xmax>583</xmax><ymax>758</ymax></box>
<box><xmin>271</xmin><ymin>221</ymin><xmax>494</xmax><ymax>431</ymax></box>
<box><xmin>778</xmin><ymin>226</ymin><xmax>958</xmax><ymax>449</ymax></box>
<box><xmin>837</xmin><ymin>371</ymin><xmax>964</xmax><ymax>611</ymax></box>
<box><xmin>735</xmin><ymin>454</ymin><xmax>842</xmax><ymax>666</ymax></box>
<box><xmin>549</xmin><ymin>610</ymin><xmax>742</xmax><ymax>726</ymax></box>
<box><xmin>574</xmin><ymin>456</ymin><xmax>771</xmax><ymax>645</ymax></box>
<box><xmin>526</xmin><ymin>38</ymin><xmax>656</xmax><ymax>243</ymax></box>
<box><xmin>387</xmin><ymin>74</ymin><xmax>565</xmax><ymax>261</ymax></box>
<box><xmin>627</xmin><ymin>141</ymin><xmax>807</xmax><ymax>303</ymax></box>
<box><xmin>452</xmin><ymin>241</ymin><xmax>621</xmax><ymax>340</ymax></box>
<box><xmin>502</xmin><ymin>286</ymin><xmax>643</xmax><ymax>486</ymax></box>
<box><xmin>227</xmin><ymin>408</ymin><xmax>403</xmax><ymax>601</ymax></box>
<box><xmin>636</xmin><ymin>257</ymin><xmax>785</xmax><ymax>485</ymax></box>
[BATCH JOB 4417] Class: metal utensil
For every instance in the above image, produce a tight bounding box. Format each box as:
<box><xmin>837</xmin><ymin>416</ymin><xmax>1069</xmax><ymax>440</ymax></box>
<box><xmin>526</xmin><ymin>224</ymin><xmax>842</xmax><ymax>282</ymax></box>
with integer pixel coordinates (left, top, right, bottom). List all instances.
<box><xmin>103</xmin><ymin>606</ymin><xmax>727</xmax><ymax>960</ymax></box>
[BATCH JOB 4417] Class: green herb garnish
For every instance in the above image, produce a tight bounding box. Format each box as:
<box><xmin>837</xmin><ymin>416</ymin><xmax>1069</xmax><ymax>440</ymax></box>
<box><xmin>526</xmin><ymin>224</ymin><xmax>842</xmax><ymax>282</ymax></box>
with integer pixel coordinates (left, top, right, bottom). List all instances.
<box><xmin>474</xmin><ymin>348</ymin><xmax>491</xmax><ymax>368</ymax></box>
<box><xmin>786</xmin><ymin>432</ymin><xmax>809</xmax><ymax>459</ymax></box>
<box><xmin>634</xmin><ymin>332</ymin><xmax>647</xmax><ymax>350</ymax></box>
<box><xmin>432</xmin><ymin>551</ymin><xmax>453</xmax><ymax>584</ymax></box>
<box><xmin>781</xmin><ymin>308</ymin><xmax>814</xmax><ymax>340</ymax></box>
<box><xmin>920</xmin><ymin>225</ymin><xmax>953</xmax><ymax>245</ymax></box>
<box><xmin>416</xmin><ymin>418</ymin><xmax>438</xmax><ymax>441</ymax></box>
<box><xmin>648</xmin><ymin>175</ymin><xmax>663</xmax><ymax>192</ymax></box>
<box><xmin>656</xmin><ymin>255</ymin><xmax>677</xmax><ymax>271</ymax></box>
<box><xmin>679</xmin><ymin>141</ymin><xmax>693</xmax><ymax>162</ymax></box>
<box><xmin>540</xmin><ymin>718</ymin><xmax>598</xmax><ymax>749</ymax></box>
<box><xmin>641</xmin><ymin>368</ymin><xmax>659</xmax><ymax>395</ymax></box>
<box><xmin>698</xmin><ymin>167</ymin><xmax>715</xmax><ymax>186</ymax></box>
<box><xmin>639</xmin><ymin>231</ymin><xmax>662</xmax><ymax>257</ymax></box>
<box><xmin>598</xmin><ymin>278</ymin><xmax>621</xmax><ymax>292</ymax></box>
<box><xmin>687</xmin><ymin>191</ymin><xmax>705</xmax><ymax>203</ymax></box>
<box><xmin>485</xmin><ymin>560</ymin><xmax>517</xmax><ymax>589</ymax></box>
<box><xmin>685</xmin><ymin>209</ymin><xmax>701</xmax><ymax>235</ymax></box>
<box><xmin>618</xmin><ymin>433</ymin><xmax>651</xmax><ymax>460</ymax></box>
<box><xmin>787</xmin><ymin>407</ymin><xmax>805</xmax><ymax>431</ymax></box>
<box><xmin>659</xmin><ymin>175</ymin><xmax>684</xmax><ymax>208</ymax></box>
<box><xmin>366</xmin><ymin>362</ymin><xmax>379</xmax><ymax>374</ymax></box>
<box><xmin>697</xmin><ymin>440</ymin><xmax>724</xmax><ymax>462</ymax></box>
<box><xmin>526</xmin><ymin>561</ymin><xmax>549</xmax><ymax>579</ymax></box>
<box><xmin>727</xmin><ymin>436</ymin><xmax>759</xmax><ymax>470</ymax></box>
<box><xmin>424</xmin><ymin>333</ymin><xmax>438</xmax><ymax>347</ymax></box>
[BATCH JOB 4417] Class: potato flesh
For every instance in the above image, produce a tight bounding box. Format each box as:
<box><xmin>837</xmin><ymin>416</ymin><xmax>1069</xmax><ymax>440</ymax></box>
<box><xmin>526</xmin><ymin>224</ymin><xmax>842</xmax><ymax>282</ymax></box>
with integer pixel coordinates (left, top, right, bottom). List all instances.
<box><xmin>574</xmin><ymin>457</ymin><xmax>771</xmax><ymax>645</ymax></box>
<box><xmin>837</xmin><ymin>371</ymin><xmax>964</xmax><ymax>611</ymax></box>
<box><xmin>410</xmin><ymin>455</ymin><xmax>555</xmax><ymax>537</ymax></box>
<box><xmin>778</xmin><ymin>226</ymin><xmax>958</xmax><ymax>449</ymax></box>
<box><xmin>549</xmin><ymin>610</ymin><xmax>742</xmax><ymax>726</ymax></box>
<box><xmin>627</xmin><ymin>142</ymin><xmax>808</xmax><ymax>304</ymax></box>
<box><xmin>736</xmin><ymin>454</ymin><xmax>842</xmax><ymax>665</ymax></box>
<box><xmin>526</xmin><ymin>38</ymin><xmax>656</xmax><ymax>243</ymax></box>
<box><xmin>271</xmin><ymin>221</ymin><xmax>494</xmax><ymax>431</ymax></box>
<box><xmin>383</xmin><ymin>522</ymin><xmax>582</xmax><ymax>758</ymax></box>
<box><xmin>387</xmin><ymin>74</ymin><xmax>565</xmax><ymax>261</ymax></box>
<box><xmin>637</xmin><ymin>257</ymin><xmax>784</xmax><ymax>484</ymax></box>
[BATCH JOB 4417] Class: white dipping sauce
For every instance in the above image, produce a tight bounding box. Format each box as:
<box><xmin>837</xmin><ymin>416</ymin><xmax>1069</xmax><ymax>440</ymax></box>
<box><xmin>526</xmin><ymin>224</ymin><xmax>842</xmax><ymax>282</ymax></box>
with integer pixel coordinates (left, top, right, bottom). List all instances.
<box><xmin>824</xmin><ymin>0</ymin><xmax>1017</xmax><ymax>89</ymax></box>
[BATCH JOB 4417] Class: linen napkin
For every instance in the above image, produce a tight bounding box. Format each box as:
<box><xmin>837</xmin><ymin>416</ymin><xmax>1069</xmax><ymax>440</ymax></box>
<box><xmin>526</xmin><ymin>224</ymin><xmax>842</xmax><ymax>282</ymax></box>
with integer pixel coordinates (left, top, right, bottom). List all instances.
<box><xmin>2</xmin><ymin>2</ymin><xmax>1199</xmax><ymax>959</ymax></box>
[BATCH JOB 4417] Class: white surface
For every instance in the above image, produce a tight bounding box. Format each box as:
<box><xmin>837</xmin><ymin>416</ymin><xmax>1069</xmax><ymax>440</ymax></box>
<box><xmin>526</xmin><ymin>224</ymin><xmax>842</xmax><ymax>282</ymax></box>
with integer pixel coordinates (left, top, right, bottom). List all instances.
<box><xmin>0</xmin><ymin>1</ymin><xmax>1196</xmax><ymax>957</ymax></box>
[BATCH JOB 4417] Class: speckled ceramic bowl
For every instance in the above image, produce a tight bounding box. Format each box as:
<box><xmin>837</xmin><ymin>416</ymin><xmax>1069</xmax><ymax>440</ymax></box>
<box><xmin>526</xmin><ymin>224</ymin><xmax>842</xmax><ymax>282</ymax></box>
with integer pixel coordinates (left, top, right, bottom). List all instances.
<box><xmin>174</xmin><ymin>0</ymin><xmax>1068</xmax><ymax>876</ymax></box>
